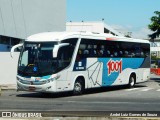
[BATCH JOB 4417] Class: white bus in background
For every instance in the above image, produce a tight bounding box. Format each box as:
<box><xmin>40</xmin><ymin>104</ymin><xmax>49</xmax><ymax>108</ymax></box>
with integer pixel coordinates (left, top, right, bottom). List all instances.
<box><xmin>11</xmin><ymin>32</ymin><xmax>150</xmax><ymax>94</ymax></box>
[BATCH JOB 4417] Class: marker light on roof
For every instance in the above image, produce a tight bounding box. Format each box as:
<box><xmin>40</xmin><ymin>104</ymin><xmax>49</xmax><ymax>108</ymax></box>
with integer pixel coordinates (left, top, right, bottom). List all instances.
<box><xmin>106</xmin><ymin>38</ymin><xmax>116</xmax><ymax>40</ymax></box>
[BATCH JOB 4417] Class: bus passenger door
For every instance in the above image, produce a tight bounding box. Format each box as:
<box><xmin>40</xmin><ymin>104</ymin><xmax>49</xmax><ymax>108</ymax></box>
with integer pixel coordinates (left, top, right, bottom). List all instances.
<box><xmin>56</xmin><ymin>45</ymin><xmax>73</xmax><ymax>92</ymax></box>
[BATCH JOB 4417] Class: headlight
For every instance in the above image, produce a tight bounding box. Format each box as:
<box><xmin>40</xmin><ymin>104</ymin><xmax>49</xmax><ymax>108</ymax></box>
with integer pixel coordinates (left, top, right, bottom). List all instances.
<box><xmin>17</xmin><ymin>77</ymin><xmax>21</xmax><ymax>82</ymax></box>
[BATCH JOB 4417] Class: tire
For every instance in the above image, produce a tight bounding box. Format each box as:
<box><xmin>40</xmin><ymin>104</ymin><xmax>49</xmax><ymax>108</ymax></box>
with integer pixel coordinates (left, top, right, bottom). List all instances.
<box><xmin>73</xmin><ymin>79</ymin><xmax>84</xmax><ymax>95</ymax></box>
<box><xmin>128</xmin><ymin>74</ymin><xmax>136</xmax><ymax>88</ymax></box>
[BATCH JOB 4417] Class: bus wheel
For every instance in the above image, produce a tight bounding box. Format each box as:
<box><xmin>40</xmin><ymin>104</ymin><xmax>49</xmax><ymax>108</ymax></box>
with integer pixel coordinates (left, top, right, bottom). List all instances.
<box><xmin>128</xmin><ymin>74</ymin><xmax>136</xmax><ymax>88</ymax></box>
<box><xmin>73</xmin><ymin>79</ymin><xmax>84</xmax><ymax>95</ymax></box>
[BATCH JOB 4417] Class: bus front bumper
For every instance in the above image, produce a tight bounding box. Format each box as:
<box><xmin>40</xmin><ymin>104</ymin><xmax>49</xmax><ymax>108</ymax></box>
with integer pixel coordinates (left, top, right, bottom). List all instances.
<box><xmin>17</xmin><ymin>80</ymin><xmax>56</xmax><ymax>93</ymax></box>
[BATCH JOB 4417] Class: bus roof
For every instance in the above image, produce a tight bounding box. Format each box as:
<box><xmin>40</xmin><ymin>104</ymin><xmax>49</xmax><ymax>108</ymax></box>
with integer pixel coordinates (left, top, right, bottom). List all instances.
<box><xmin>26</xmin><ymin>31</ymin><xmax>149</xmax><ymax>43</ymax></box>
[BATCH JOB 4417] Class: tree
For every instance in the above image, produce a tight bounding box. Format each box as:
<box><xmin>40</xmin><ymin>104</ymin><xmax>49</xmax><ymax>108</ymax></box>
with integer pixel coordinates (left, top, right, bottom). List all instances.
<box><xmin>148</xmin><ymin>11</ymin><xmax>160</xmax><ymax>40</ymax></box>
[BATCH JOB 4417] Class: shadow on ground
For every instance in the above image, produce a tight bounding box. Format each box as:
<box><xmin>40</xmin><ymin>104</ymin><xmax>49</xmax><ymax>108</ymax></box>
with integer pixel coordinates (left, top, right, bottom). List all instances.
<box><xmin>16</xmin><ymin>84</ymin><xmax>147</xmax><ymax>99</ymax></box>
<box><xmin>151</xmin><ymin>77</ymin><xmax>160</xmax><ymax>81</ymax></box>
<box><xmin>150</xmin><ymin>77</ymin><xmax>160</xmax><ymax>86</ymax></box>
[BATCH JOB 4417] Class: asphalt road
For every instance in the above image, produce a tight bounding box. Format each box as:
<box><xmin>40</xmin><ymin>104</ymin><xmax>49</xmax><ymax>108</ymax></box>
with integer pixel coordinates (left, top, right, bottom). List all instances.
<box><xmin>0</xmin><ymin>74</ymin><xmax>160</xmax><ymax>116</ymax></box>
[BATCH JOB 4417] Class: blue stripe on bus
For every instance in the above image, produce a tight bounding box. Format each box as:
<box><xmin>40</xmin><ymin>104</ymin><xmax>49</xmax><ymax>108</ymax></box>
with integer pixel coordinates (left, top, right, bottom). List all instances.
<box><xmin>41</xmin><ymin>75</ymin><xmax>51</xmax><ymax>79</ymax></box>
<box><xmin>98</xmin><ymin>58</ymin><xmax>144</xmax><ymax>86</ymax></box>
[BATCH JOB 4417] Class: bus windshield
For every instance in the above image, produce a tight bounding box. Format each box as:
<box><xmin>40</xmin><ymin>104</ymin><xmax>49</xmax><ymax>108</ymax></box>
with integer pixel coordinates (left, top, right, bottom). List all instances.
<box><xmin>18</xmin><ymin>41</ymin><xmax>74</xmax><ymax>77</ymax></box>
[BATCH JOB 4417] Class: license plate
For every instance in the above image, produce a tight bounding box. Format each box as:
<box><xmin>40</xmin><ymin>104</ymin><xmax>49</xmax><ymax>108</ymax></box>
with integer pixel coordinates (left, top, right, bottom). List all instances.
<box><xmin>29</xmin><ymin>86</ymin><xmax>36</xmax><ymax>91</ymax></box>
<box><xmin>25</xmin><ymin>78</ymin><xmax>32</xmax><ymax>81</ymax></box>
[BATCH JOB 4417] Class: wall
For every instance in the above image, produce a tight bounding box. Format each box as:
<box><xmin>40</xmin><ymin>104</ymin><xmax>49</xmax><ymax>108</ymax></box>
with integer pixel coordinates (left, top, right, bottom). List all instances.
<box><xmin>151</xmin><ymin>47</ymin><xmax>160</xmax><ymax>52</ymax></box>
<box><xmin>0</xmin><ymin>0</ymin><xmax>66</xmax><ymax>39</ymax></box>
<box><xmin>0</xmin><ymin>52</ymin><xmax>19</xmax><ymax>85</ymax></box>
<box><xmin>66</xmin><ymin>21</ymin><xmax>123</xmax><ymax>36</ymax></box>
<box><xmin>0</xmin><ymin>0</ymin><xmax>66</xmax><ymax>86</ymax></box>
<box><xmin>66</xmin><ymin>22</ymin><xmax>104</xmax><ymax>33</ymax></box>
<box><xmin>0</xmin><ymin>44</ymin><xmax>9</xmax><ymax>51</ymax></box>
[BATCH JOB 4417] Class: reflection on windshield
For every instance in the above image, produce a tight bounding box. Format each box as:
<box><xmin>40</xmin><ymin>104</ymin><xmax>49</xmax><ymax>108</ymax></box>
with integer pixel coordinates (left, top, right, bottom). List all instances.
<box><xmin>18</xmin><ymin>42</ymin><xmax>58</xmax><ymax>76</ymax></box>
<box><xmin>18</xmin><ymin>39</ymin><xmax>77</xmax><ymax>77</ymax></box>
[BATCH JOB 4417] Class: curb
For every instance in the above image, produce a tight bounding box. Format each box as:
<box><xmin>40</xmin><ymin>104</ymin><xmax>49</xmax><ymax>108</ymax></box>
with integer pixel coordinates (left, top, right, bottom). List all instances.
<box><xmin>0</xmin><ymin>86</ymin><xmax>1</xmax><ymax>96</ymax></box>
<box><xmin>0</xmin><ymin>84</ymin><xmax>17</xmax><ymax>90</ymax></box>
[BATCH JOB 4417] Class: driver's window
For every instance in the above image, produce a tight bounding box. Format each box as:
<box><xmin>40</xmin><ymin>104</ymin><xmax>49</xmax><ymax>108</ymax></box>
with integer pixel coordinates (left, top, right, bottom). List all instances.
<box><xmin>58</xmin><ymin>46</ymin><xmax>71</xmax><ymax>68</ymax></box>
<box><xmin>57</xmin><ymin>38</ymin><xmax>78</xmax><ymax>69</ymax></box>
<box><xmin>21</xmin><ymin>50</ymin><xmax>28</xmax><ymax>66</ymax></box>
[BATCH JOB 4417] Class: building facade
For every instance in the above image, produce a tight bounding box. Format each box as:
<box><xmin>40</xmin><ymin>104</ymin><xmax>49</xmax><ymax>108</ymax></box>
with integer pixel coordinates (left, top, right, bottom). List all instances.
<box><xmin>66</xmin><ymin>21</ymin><xmax>124</xmax><ymax>36</ymax></box>
<box><xmin>0</xmin><ymin>0</ymin><xmax>66</xmax><ymax>86</ymax></box>
<box><xmin>150</xmin><ymin>38</ymin><xmax>160</xmax><ymax>58</ymax></box>
<box><xmin>0</xmin><ymin>0</ymin><xmax>66</xmax><ymax>51</ymax></box>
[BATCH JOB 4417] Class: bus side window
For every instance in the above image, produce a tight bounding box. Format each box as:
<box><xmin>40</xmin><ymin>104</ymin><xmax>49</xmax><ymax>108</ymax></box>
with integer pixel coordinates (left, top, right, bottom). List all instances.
<box><xmin>106</xmin><ymin>50</ymin><xmax>111</xmax><ymax>57</ymax></box>
<box><xmin>80</xmin><ymin>44</ymin><xmax>88</xmax><ymax>55</ymax></box>
<box><xmin>121</xmin><ymin>42</ymin><xmax>133</xmax><ymax>58</ymax></box>
<box><xmin>119</xmin><ymin>51</ymin><xmax>123</xmax><ymax>57</ymax></box>
<box><xmin>76</xmin><ymin>44</ymin><xmax>85</xmax><ymax>61</ymax></box>
<box><xmin>124</xmin><ymin>50</ymin><xmax>128</xmax><ymax>57</ymax></box>
<box><xmin>83</xmin><ymin>49</ymin><xmax>89</xmax><ymax>54</ymax></box>
<box><xmin>99</xmin><ymin>45</ymin><xmax>105</xmax><ymax>56</ymax></box>
<box><xmin>58</xmin><ymin>46</ymin><xmax>70</xmax><ymax>68</ymax></box>
<box><xmin>76</xmin><ymin>49</ymin><xmax>82</xmax><ymax>62</ymax></box>
<box><xmin>88</xmin><ymin>45</ymin><xmax>94</xmax><ymax>57</ymax></box>
<box><xmin>114</xmin><ymin>51</ymin><xmax>118</xmax><ymax>57</ymax></box>
<box><xmin>93</xmin><ymin>45</ymin><xmax>97</xmax><ymax>56</ymax></box>
<box><xmin>114</xmin><ymin>44</ymin><xmax>120</xmax><ymax>57</ymax></box>
<box><xmin>141</xmin><ymin>43</ymin><xmax>150</xmax><ymax>57</ymax></box>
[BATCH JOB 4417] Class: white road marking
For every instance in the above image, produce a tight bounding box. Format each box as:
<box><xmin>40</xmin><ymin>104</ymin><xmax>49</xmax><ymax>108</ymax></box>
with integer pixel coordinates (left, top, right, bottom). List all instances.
<box><xmin>141</xmin><ymin>88</ymin><xmax>153</xmax><ymax>91</ymax></box>
<box><xmin>125</xmin><ymin>87</ymin><xmax>155</xmax><ymax>92</ymax></box>
<box><xmin>125</xmin><ymin>88</ymin><xmax>140</xmax><ymax>91</ymax></box>
<box><xmin>156</xmin><ymin>89</ymin><xmax>160</xmax><ymax>91</ymax></box>
<box><xmin>67</xmin><ymin>101</ymin><xmax>160</xmax><ymax>105</ymax></box>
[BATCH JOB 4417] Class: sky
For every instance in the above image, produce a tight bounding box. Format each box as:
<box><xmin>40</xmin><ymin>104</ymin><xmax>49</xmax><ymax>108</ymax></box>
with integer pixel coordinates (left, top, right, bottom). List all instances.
<box><xmin>67</xmin><ymin>0</ymin><xmax>160</xmax><ymax>39</ymax></box>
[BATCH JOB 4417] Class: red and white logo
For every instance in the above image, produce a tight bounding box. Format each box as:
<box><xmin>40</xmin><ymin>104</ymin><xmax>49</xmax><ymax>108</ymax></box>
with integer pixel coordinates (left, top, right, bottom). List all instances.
<box><xmin>107</xmin><ymin>59</ymin><xmax>122</xmax><ymax>76</ymax></box>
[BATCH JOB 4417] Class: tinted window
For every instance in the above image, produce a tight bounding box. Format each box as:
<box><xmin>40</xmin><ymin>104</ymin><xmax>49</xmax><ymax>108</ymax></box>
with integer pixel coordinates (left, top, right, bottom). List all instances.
<box><xmin>76</xmin><ymin>38</ymin><xmax>150</xmax><ymax>61</ymax></box>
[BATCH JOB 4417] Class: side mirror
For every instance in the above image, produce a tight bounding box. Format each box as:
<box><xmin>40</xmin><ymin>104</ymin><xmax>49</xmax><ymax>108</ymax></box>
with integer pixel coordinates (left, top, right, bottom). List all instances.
<box><xmin>10</xmin><ymin>43</ymin><xmax>23</xmax><ymax>58</ymax></box>
<box><xmin>53</xmin><ymin>43</ymin><xmax>69</xmax><ymax>58</ymax></box>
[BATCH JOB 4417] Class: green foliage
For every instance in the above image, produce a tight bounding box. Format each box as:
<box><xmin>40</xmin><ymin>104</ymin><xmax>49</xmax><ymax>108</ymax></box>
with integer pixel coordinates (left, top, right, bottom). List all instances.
<box><xmin>148</xmin><ymin>11</ymin><xmax>160</xmax><ymax>40</ymax></box>
<box><xmin>151</xmin><ymin>53</ymin><xmax>160</xmax><ymax>66</ymax></box>
<box><xmin>151</xmin><ymin>55</ymin><xmax>160</xmax><ymax>60</ymax></box>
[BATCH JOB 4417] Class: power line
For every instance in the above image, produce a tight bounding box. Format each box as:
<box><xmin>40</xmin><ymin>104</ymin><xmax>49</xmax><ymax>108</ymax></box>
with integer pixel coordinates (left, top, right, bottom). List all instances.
<box><xmin>10</xmin><ymin>0</ymin><xmax>18</xmax><ymax>37</ymax></box>
<box><xmin>21</xmin><ymin>0</ymin><xmax>27</xmax><ymax>38</ymax></box>
<box><xmin>0</xmin><ymin>1</ymin><xmax>5</xmax><ymax>34</ymax></box>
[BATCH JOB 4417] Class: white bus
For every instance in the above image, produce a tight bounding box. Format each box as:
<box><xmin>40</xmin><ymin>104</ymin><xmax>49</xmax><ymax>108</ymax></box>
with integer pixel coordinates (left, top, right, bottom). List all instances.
<box><xmin>11</xmin><ymin>32</ymin><xmax>150</xmax><ymax>94</ymax></box>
